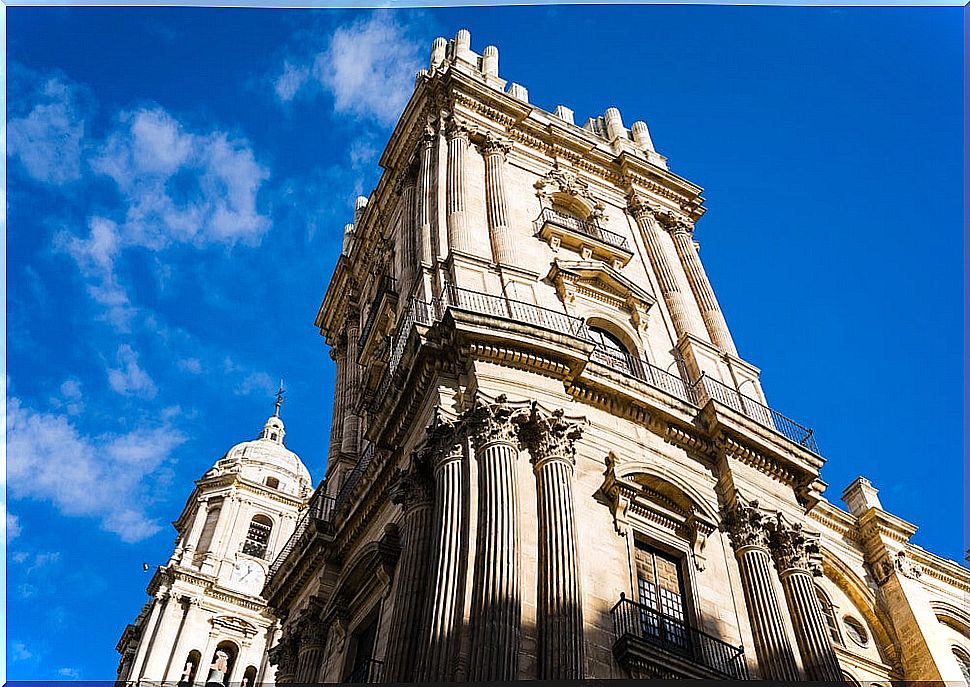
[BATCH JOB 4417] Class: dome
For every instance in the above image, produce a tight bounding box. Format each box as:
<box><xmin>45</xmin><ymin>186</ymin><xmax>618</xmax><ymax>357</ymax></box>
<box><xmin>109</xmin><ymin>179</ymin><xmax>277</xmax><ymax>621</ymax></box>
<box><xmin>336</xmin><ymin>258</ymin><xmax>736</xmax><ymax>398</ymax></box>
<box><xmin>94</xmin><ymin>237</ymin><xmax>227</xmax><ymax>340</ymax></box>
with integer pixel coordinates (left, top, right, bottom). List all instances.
<box><xmin>203</xmin><ymin>414</ymin><xmax>313</xmax><ymax>498</ymax></box>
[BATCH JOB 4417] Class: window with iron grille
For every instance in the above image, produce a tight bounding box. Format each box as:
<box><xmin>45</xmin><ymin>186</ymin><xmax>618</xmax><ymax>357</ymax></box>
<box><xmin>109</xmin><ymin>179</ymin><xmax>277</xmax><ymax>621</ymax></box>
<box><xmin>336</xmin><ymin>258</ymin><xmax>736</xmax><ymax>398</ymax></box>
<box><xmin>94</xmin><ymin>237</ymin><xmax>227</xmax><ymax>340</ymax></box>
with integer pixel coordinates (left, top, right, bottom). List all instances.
<box><xmin>242</xmin><ymin>515</ymin><xmax>272</xmax><ymax>559</ymax></box>
<box><xmin>816</xmin><ymin>586</ymin><xmax>843</xmax><ymax>646</ymax></box>
<box><xmin>634</xmin><ymin>541</ymin><xmax>688</xmax><ymax>648</ymax></box>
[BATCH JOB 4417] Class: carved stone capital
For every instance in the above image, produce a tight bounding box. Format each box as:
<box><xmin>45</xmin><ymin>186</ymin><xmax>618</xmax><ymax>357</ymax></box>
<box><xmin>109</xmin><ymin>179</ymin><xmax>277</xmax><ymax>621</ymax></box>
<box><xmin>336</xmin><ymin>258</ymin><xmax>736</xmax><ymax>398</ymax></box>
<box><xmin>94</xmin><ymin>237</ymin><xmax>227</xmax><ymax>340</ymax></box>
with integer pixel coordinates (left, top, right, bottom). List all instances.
<box><xmin>723</xmin><ymin>492</ymin><xmax>773</xmax><ymax>552</ymax></box>
<box><xmin>535</xmin><ymin>165</ymin><xmax>596</xmax><ymax>209</ymax></box>
<box><xmin>422</xmin><ymin>409</ymin><xmax>463</xmax><ymax>470</ymax></box>
<box><xmin>626</xmin><ymin>192</ymin><xmax>662</xmax><ymax>221</ymax></box>
<box><xmin>477</xmin><ymin>131</ymin><xmax>511</xmax><ymax>158</ymax></box>
<box><xmin>444</xmin><ymin>114</ymin><xmax>473</xmax><ymax>141</ymax></box>
<box><xmin>462</xmin><ymin>395</ymin><xmax>521</xmax><ymax>451</ymax></box>
<box><xmin>768</xmin><ymin>513</ymin><xmax>823</xmax><ymax>577</ymax></box>
<box><xmin>657</xmin><ymin>210</ymin><xmax>693</xmax><ymax>236</ymax></box>
<box><xmin>873</xmin><ymin>549</ymin><xmax>923</xmax><ymax>586</ymax></box>
<box><xmin>516</xmin><ymin>402</ymin><xmax>584</xmax><ymax>468</ymax></box>
<box><xmin>390</xmin><ymin>453</ymin><xmax>434</xmax><ymax>510</ymax></box>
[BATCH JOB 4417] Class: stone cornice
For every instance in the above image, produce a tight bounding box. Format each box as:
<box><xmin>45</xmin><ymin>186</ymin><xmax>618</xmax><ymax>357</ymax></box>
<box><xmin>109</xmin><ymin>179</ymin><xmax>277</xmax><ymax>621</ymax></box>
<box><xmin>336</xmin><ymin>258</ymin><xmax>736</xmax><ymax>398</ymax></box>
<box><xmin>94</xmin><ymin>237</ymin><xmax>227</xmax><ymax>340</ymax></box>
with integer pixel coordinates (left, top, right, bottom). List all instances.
<box><xmin>908</xmin><ymin>547</ymin><xmax>970</xmax><ymax>593</ymax></box>
<box><xmin>193</xmin><ymin>472</ymin><xmax>307</xmax><ymax>509</ymax></box>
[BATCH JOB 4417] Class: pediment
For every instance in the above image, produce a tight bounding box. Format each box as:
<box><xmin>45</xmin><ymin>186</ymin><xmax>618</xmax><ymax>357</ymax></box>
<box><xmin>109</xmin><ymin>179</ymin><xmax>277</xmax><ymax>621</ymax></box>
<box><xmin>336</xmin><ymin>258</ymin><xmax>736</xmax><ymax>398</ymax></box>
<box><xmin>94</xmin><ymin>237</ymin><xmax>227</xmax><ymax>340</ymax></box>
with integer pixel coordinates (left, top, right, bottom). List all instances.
<box><xmin>547</xmin><ymin>260</ymin><xmax>656</xmax><ymax>321</ymax></box>
<box><xmin>210</xmin><ymin>615</ymin><xmax>259</xmax><ymax>638</ymax></box>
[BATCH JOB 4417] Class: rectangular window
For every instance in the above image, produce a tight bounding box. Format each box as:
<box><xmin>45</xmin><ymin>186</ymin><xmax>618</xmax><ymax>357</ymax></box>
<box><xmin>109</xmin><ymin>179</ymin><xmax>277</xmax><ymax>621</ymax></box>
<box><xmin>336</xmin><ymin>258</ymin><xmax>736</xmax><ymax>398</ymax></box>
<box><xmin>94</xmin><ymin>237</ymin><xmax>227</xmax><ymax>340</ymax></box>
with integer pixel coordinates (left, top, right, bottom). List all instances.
<box><xmin>634</xmin><ymin>541</ymin><xmax>688</xmax><ymax>648</ymax></box>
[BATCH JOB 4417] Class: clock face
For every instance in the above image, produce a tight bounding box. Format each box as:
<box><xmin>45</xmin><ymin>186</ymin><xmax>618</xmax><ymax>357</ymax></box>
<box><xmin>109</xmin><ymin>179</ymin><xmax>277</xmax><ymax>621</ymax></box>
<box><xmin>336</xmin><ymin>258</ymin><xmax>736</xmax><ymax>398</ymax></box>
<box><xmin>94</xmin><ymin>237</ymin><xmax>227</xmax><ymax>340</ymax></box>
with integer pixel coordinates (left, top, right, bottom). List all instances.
<box><xmin>229</xmin><ymin>559</ymin><xmax>265</xmax><ymax>595</ymax></box>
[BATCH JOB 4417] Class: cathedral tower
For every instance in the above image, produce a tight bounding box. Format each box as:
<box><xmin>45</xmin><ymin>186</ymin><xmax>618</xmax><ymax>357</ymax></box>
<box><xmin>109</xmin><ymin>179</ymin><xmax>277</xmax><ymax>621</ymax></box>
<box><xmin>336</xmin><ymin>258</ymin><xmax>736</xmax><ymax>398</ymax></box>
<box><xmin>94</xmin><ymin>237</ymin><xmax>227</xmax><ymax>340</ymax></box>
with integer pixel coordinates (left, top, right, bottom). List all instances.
<box><xmin>116</xmin><ymin>401</ymin><xmax>313</xmax><ymax>686</ymax></box>
<box><xmin>262</xmin><ymin>29</ymin><xmax>970</xmax><ymax>684</ymax></box>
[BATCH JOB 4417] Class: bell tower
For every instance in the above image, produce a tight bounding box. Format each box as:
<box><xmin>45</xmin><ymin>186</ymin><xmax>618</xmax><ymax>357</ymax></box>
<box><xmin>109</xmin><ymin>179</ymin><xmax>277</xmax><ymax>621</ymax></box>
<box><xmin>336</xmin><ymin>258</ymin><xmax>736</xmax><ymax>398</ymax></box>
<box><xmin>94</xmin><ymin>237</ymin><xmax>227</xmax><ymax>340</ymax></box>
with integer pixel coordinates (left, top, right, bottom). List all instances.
<box><xmin>116</xmin><ymin>396</ymin><xmax>313</xmax><ymax>687</ymax></box>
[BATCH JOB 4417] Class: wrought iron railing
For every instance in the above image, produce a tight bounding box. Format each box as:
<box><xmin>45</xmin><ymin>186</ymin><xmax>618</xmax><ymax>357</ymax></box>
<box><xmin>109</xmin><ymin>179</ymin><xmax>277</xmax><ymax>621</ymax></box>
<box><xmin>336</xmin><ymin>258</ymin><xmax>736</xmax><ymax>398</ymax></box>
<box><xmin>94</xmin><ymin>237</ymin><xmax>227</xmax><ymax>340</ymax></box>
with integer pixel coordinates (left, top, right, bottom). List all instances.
<box><xmin>332</xmin><ymin>441</ymin><xmax>377</xmax><ymax>509</ymax></box>
<box><xmin>536</xmin><ymin>207</ymin><xmax>632</xmax><ymax>252</ymax></box>
<box><xmin>590</xmin><ymin>346</ymin><xmax>696</xmax><ymax>405</ymax></box>
<box><xmin>346</xmin><ymin>657</ymin><xmax>384</xmax><ymax>683</ymax></box>
<box><xmin>268</xmin><ymin>490</ymin><xmax>336</xmax><ymax>577</ymax></box>
<box><xmin>440</xmin><ymin>283</ymin><xmax>590</xmax><ymax>339</ymax></box>
<box><xmin>611</xmin><ymin>595</ymin><xmax>747</xmax><ymax>680</ymax></box>
<box><xmin>358</xmin><ymin>275</ymin><xmax>398</xmax><ymax>356</ymax></box>
<box><xmin>693</xmin><ymin>374</ymin><xmax>819</xmax><ymax>454</ymax></box>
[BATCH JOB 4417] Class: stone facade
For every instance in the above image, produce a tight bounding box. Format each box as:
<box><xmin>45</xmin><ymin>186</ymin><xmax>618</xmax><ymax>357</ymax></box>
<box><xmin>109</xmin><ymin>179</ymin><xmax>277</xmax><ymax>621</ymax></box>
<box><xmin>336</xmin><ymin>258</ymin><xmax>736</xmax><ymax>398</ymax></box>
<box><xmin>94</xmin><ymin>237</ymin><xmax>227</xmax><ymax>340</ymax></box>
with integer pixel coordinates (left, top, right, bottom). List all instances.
<box><xmin>121</xmin><ymin>29</ymin><xmax>970</xmax><ymax>685</ymax></box>
<box><xmin>116</xmin><ymin>412</ymin><xmax>313</xmax><ymax>687</ymax></box>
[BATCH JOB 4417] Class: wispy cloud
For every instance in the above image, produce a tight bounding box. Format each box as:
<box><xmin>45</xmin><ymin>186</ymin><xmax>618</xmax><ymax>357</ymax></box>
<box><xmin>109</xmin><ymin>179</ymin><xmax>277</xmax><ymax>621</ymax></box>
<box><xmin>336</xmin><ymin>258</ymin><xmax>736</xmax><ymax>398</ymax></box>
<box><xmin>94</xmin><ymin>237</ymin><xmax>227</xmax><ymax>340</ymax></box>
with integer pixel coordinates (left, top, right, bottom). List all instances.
<box><xmin>273</xmin><ymin>12</ymin><xmax>425</xmax><ymax>127</ymax></box>
<box><xmin>7</xmin><ymin>512</ymin><xmax>22</xmax><ymax>540</ymax></box>
<box><xmin>8</xmin><ymin>72</ymin><xmax>90</xmax><ymax>185</ymax></box>
<box><xmin>107</xmin><ymin>344</ymin><xmax>158</xmax><ymax>398</ymax></box>
<box><xmin>6</xmin><ymin>397</ymin><xmax>185</xmax><ymax>542</ymax></box>
<box><xmin>57</xmin><ymin>667</ymin><xmax>81</xmax><ymax>679</ymax></box>
<box><xmin>10</xmin><ymin>641</ymin><xmax>33</xmax><ymax>663</ymax></box>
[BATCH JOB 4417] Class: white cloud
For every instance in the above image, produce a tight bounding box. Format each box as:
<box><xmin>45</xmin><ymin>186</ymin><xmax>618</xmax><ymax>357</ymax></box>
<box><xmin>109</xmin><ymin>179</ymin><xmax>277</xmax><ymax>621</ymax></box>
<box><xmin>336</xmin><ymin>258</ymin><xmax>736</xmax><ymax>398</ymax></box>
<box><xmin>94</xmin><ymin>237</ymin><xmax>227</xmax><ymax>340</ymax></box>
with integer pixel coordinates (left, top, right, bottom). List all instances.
<box><xmin>11</xmin><ymin>641</ymin><xmax>33</xmax><ymax>662</ymax></box>
<box><xmin>6</xmin><ymin>397</ymin><xmax>185</xmax><ymax>542</ymax></box>
<box><xmin>278</xmin><ymin>12</ymin><xmax>424</xmax><ymax>126</ymax></box>
<box><xmin>234</xmin><ymin>370</ymin><xmax>276</xmax><ymax>398</ymax></box>
<box><xmin>12</xmin><ymin>551</ymin><xmax>30</xmax><ymax>564</ymax></box>
<box><xmin>7</xmin><ymin>512</ymin><xmax>22</xmax><ymax>539</ymax></box>
<box><xmin>177</xmin><ymin>357</ymin><xmax>203</xmax><ymax>374</ymax></box>
<box><xmin>58</xmin><ymin>667</ymin><xmax>81</xmax><ymax>679</ymax></box>
<box><xmin>51</xmin><ymin>378</ymin><xmax>86</xmax><ymax>416</ymax></box>
<box><xmin>107</xmin><ymin>344</ymin><xmax>158</xmax><ymax>398</ymax></box>
<box><xmin>8</xmin><ymin>76</ymin><xmax>87</xmax><ymax>185</ymax></box>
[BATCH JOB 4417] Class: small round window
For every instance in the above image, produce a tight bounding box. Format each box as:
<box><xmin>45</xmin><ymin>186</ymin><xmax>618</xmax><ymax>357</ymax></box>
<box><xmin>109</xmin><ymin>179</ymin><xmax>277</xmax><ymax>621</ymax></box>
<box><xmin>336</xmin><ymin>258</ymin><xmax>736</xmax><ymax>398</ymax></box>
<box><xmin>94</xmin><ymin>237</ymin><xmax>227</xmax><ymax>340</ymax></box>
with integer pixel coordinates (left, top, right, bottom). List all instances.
<box><xmin>843</xmin><ymin>616</ymin><xmax>869</xmax><ymax>646</ymax></box>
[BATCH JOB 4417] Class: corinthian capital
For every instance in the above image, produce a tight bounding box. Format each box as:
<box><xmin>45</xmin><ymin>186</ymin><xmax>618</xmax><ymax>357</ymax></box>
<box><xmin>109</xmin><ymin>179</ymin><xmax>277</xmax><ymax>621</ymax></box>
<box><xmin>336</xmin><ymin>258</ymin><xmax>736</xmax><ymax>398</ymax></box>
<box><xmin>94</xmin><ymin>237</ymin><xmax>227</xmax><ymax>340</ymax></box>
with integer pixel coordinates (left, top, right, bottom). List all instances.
<box><xmin>768</xmin><ymin>513</ymin><xmax>823</xmax><ymax>576</ymax></box>
<box><xmin>390</xmin><ymin>453</ymin><xmax>435</xmax><ymax>509</ymax></box>
<box><xmin>516</xmin><ymin>403</ymin><xmax>584</xmax><ymax>467</ymax></box>
<box><xmin>626</xmin><ymin>191</ymin><xmax>662</xmax><ymax>221</ymax></box>
<box><xmin>723</xmin><ymin>492</ymin><xmax>772</xmax><ymax>551</ymax></box>
<box><xmin>477</xmin><ymin>131</ymin><xmax>511</xmax><ymax>158</ymax></box>
<box><xmin>444</xmin><ymin>113</ymin><xmax>473</xmax><ymax>141</ymax></box>
<box><xmin>462</xmin><ymin>395</ymin><xmax>521</xmax><ymax>451</ymax></box>
<box><xmin>422</xmin><ymin>408</ymin><xmax>463</xmax><ymax>469</ymax></box>
<box><xmin>657</xmin><ymin>210</ymin><xmax>694</xmax><ymax>236</ymax></box>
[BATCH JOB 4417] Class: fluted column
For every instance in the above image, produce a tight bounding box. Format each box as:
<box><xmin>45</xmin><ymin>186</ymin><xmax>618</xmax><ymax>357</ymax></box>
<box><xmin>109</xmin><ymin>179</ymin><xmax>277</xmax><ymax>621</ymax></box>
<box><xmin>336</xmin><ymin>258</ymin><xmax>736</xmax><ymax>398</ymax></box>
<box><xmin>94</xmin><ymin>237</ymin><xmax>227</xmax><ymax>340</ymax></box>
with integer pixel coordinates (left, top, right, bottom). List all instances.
<box><xmin>479</xmin><ymin>133</ymin><xmax>514</xmax><ymax>267</ymax></box>
<box><xmin>415</xmin><ymin>125</ymin><xmax>435</xmax><ymax>268</ymax></box>
<box><xmin>466</xmin><ymin>399</ymin><xmax>522</xmax><ymax>681</ymax></box>
<box><xmin>395</xmin><ymin>163</ymin><xmax>418</xmax><ymax>292</ymax></box>
<box><xmin>445</xmin><ymin>115</ymin><xmax>473</xmax><ymax>256</ymax></box>
<box><xmin>295</xmin><ymin>621</ymin><xmax>327</xmax><ymax>684</ymax></box>
<box><xmin>340</xmin><ymin>312</ymin><xmax>361</xmax><ymax>457</ymax></box>
<box><xmin>327</xmin><ymin>339</ymin><xmax>346</xmax><ymax>468</ymax></box>
<box><xmin>518</xmin><ymin>405</ymin><xmax>586</xmax><ymax>680</ymax></box>
<box><xmin>628</xmin><ymin>194</ymin><xmax>697</xmax><ymax>339</ymax></box>
<box><xmin>418</xmin><ymin>419</ymin><xmax>466</xmax><ymax>682</ymax></box>
<box><xmin>383</xmin><ymin>456</ymin><xmax>435</xmax><ymax>683</ymax></box>
<box><xmin>770</xmin><ymin>515</ymin><xmax>843</xmax><ymax>681</ymax></box>
<box><xmin>664</xmin><ymin>216</ymin><xmax>738</xmax><ymax>355</ymax></box>
<box><xmin>724</xmin><ymin>495</ymin><xmax>799</xmax><ymax>680</ymax></box>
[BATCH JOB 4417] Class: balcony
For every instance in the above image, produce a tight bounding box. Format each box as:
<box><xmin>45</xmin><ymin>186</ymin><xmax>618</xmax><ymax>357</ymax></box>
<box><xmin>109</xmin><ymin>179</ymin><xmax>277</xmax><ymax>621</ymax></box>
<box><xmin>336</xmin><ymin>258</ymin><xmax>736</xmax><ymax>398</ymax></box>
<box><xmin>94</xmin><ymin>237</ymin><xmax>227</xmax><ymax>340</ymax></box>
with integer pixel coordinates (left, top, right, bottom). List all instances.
<box><xmin>535</xmin><ymin>207</ymin><xmax>633</xmax><ymax>267</ymax></box>
<box><xmin>611</xmin><ymin>595</ymin><xmax>748</xmax><ymax>680</ymax></box>
<box><xmin>267</xmin><ymin>490</ymin><xmax>336</xmax><ymax>578</ymax></box>
<box><xmin>590</xmin><ymin>345</ymin><xmax>696</xmax><ymax>406</ymax></box>
<box><xmin>345</xmin><ymin>658</ymin><xmax>383</xmax><ymax>683</ymax></box>
<box><xmin>693</xmin><ymin>374</ymin><xmax>820</xmax><ymax>455</ymax></box>
<box><xmin>358</xmin><ymin>275</ymin><xmax>398</xmax><ymax>361</ymax></box>
<box><xmin>441</xmin><ymin>283</ymin><xmax>590</xmax><ymax>340</ymax></box>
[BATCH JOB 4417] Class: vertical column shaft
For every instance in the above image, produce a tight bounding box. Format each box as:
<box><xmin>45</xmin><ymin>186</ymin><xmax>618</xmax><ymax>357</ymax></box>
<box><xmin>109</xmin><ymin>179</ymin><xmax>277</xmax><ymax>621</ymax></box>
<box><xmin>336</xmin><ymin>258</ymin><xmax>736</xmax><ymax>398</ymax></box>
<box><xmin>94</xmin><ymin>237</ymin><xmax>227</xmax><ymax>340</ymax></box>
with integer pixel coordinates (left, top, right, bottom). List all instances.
<box><xmin>415</xmin><ymin>127</ymin><xmax>435</xmax><ymax>269</ymax></box>
<box><xmin>735</xmin><ymin>546</ymin><xmax>800</xmax><ymax>680</ymax></box>
<box><xmin>628</xmin><ymin>199</ymin><xmax>697</xmax><ymax>339</ymax></box>
<box><xmin>384</xmin><ymin>461</ymin><xmax>435</xmax><ymax>683</ymax></box>
<box><xmin>130</xmin><ymin>592</ymin><xmax>167</xmax><ymax>680</ymax></box>
<box><xmin>327</xmin><ymin>341</ymin><xmax>346</xmax><ymax>467</ymax></box>
<box><xmin>779</xmin><ymin>570</ymin><xmax>843</xmax><ymax>681</ymax></box>
<box><xmin>480</xmin><ymin>136</ymin><xmax>514</xmax><ymax>267</ymax></box>
<box><xmin>295</xmin><ymin>645</ymin><xmax>324</xmax><ymax>683</ymax></box>
<box><xmin>467</xmin><ymin>401</ymin><xmax>522</xmax><ymax>681</ymax></box>
<box><xmin>445</xmin><ymin>117</ymin><xmax>472</xmax><ymax>256</ymax></box>
<box><xmin>419</xmin><ymin>439</ymin><xmax>465</xmax><ymax>681</ymax></box>
<box><xmin>340</xmin><ymin>316</ymin><xmax>360</xmax><ymax>457</ymax></box>
<box><xmin>669</xmin><ymin>224</ymin><xmax>738</xmax><ymax>355</ymax></box>
<box><xmin>399</xmin><ymin>170</ymin><xmax>418</xmax><ymax>293</ymax></box>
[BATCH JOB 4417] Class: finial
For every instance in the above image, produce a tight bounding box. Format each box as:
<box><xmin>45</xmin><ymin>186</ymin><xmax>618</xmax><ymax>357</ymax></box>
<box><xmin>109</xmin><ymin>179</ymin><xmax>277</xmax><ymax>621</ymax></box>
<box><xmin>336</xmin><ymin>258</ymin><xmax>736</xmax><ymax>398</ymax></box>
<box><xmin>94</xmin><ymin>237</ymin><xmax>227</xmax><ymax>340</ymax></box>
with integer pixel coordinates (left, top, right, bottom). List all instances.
<box><xmin>274</xmin><ymin>379</ymin><xmax>285</xmax><ymax>417</ymax></box>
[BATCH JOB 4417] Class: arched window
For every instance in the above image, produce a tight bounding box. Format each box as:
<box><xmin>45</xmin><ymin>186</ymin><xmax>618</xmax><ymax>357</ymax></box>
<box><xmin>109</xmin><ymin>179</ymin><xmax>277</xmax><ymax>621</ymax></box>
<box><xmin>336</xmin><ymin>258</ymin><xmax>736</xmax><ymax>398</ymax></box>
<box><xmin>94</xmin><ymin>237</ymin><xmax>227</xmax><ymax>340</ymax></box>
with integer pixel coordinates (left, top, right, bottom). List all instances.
<box><xmin>242</xmin><ymin>665</ymin><xmax>258</xmax><ymax>687</ymax></box>
<box><xmin>242</xmin><ymin>515</ymin><xmax>273</xmax><ymax>559</ymax></box>
<box><xmin>589</xmin><ymin>325</ymin><xmax>637</xmax><ymax>376</ymax></box>
<box><xmin>842</xmin><ymin>671</ymin><xmax>861</xmax><ymax>686</ymax></box>
<box><xmin>181</xmin><ymin>649</ymin><xmax>202</xmax><ymax>684</ymax></box>
<box><xmin>210</xmin><ymin>641</ymin><xmax>238</xmax><ymax>685</ymax></box>
<box><xmin>816</xmin><ymin>586</ymin><xmax>843</xmax><ymax>646</ymax></box>
<box><xmin>953</xmin><ymin>647</ymin><xmax>970</xmax><ymax>683</ymax></box>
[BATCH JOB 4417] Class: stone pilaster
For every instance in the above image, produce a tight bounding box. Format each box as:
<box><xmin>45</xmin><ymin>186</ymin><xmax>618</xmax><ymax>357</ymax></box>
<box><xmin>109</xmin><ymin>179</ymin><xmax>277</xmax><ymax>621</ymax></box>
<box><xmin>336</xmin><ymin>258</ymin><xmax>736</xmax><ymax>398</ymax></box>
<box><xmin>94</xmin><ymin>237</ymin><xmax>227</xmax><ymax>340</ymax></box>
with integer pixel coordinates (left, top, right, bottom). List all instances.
<box><xmin>723</xmin><ymin>494</ymin><xmax>799</xmax><ymax>680</ymax></box>
<box><xmin>465</xmin><ymin>398</ymin><xmax>522</xmax><ymax>682</ymax></box>
<box><xmin>327</xmin><ymin>339</ymin><xmax>346</xmax><ymax>468</ymax></box>
<box><xmin>396</xmin><ymin>163</ymin><xmax>419</xmax><ymax>293</ymax></box>
<box><xmin>383</xmin><ymin>455</ymin><xmax>435</xmax><ymax>683</ymax></box>
<box><xmin>479</xmin><ymin>132</ymin><xmax>515</xmax><ymax>267</ymax></box>
<box><xmin>662</xmin><ymin>214</ymin><xmax>738</xmax><ymax>356</ymax></box>
<box><xmin>340</xmin><ymin>312</ymin><xmax>361</xmax><ymax>457</ymax></box>
<box><xmin>445</xmin><ymin>115</ymin><xmax>473</xmax><ymax>256</ymax></box>
<box><xmin>517</xmin><ymin>404</ymin><xmax>586</xmax><ymax>680</ymax></box>
<box><xmin>627</xmin><ymin>194</ymin><xmax>696</xmax><ymax>340</ymax></box>
<box><xmin>129</xmin><ymin>590</ymin><xmax>168</xmax><ymax>680</ymax></box>
<box><xmin>418</xmin><ymin>417</ymin><xmax>466</xmax><ymax>682</ymax></box>
<box><xmin>415</xmin><ymin>124</ymin><xmax>436</xmax><ymax>269</ymax></box>
<box><xmin>294</xmin><ymin>612</ymin><xmax>328</xmax><ymax>684</ymax></box>
<box><xmin>769</xmin><ymin>514</ymin><xmax>843</xmax><ymax>682</ymax></box>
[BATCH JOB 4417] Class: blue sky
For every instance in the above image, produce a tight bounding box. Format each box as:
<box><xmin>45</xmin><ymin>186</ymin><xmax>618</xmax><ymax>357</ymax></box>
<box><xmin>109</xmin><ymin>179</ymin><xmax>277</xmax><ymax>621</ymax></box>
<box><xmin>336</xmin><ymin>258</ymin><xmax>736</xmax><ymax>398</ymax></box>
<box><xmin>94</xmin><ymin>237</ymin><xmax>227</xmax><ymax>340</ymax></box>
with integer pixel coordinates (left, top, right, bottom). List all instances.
<box><xmin>4</xmin><ymin>5</ymin><xmax>963</xmax><ymax>681</ymax></box>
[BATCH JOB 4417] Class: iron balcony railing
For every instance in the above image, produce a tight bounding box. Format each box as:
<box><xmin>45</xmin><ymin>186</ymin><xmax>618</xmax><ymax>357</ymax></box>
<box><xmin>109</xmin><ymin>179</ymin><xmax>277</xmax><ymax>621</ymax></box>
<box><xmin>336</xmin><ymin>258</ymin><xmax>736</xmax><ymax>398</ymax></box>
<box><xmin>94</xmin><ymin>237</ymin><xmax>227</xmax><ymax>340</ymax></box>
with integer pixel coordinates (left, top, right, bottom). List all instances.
<box><xmin>611</xmin><ymin>594</ymin><xmax>748</xmax><ymax>680</ymax></box>
<box><xmin>440</xmin><ymin>283</ymin><xmax>590</xmax><ymax>340</ymax></box>
<box><xmin>332</xmin><ymin>441</ymin><xmax>377</xmax><ymax>509</ymax></box>
<box><xmin>358</xmin><ymin>275</ymin><xmax>398</xmax><ymax>356</ymax></box>
<box><xmin>345</xmin><ymin>658</ymin><xmax>383</xmax><ymax>684</ymax></box>
<box><xmin>693</xmin><ymin>374</ymin><xmax>819</xmax><ymax>454</ymax></box>
<box><xmin>268</xmin><ymin>490</ymin><xmax>336</xmax><ymax>577</ymax></box>
<box><xmin>536</xmin><ymin>207</ymin><xmax>632</xmax><ymax>252</ymax></box>
<box><xmin>590</xmin><ymin>346</ymin><xmax>696</xmax><ymax>406</ymax></box>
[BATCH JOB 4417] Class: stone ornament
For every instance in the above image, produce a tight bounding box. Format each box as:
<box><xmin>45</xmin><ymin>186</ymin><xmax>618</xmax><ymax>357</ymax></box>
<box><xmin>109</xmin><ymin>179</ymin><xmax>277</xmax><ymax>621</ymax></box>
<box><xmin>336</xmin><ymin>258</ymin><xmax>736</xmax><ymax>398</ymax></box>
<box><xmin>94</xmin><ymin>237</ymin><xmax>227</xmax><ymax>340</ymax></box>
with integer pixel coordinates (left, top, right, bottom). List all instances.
<box><xmin>477</xmin><ymin>131</ymin><xmax>512</xmax><ymax>158</ymax></box>
<box><xmin>390</xmin><ymin>453</ymin><xmax>435</xmax><ymax>509</ymax></box>
<box><xmin>535</xmin><ymin>165</ymin><xmax>606</xmax><ymax>220</ymax></box>
<box><xmin>723</xmin><ymin>492</ymin><xmax>774</xmax><ymax>551</ymax></box>
<box><xmin>768</xmin><ymin>513</ymin><xmax>824</xmax><ymax>577</ymax></box>
<box><xmin>444</xmin><ymin>113</ymin><xmax>473</xmax><ymax>141</ymax></box>
<box><xmin>515</xmin><ymin>402</ymin><xmax>584</xmax><ymax>466</ymax></box>
<box><xmin>873</xmin><ymin>549</ymin><xmax>923</xmax><ymax>586</ymax></box>
<box><xmin>462</xmin><ymin>395</ymin><xmax>522</xmax><ymax>450</ymax></box>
